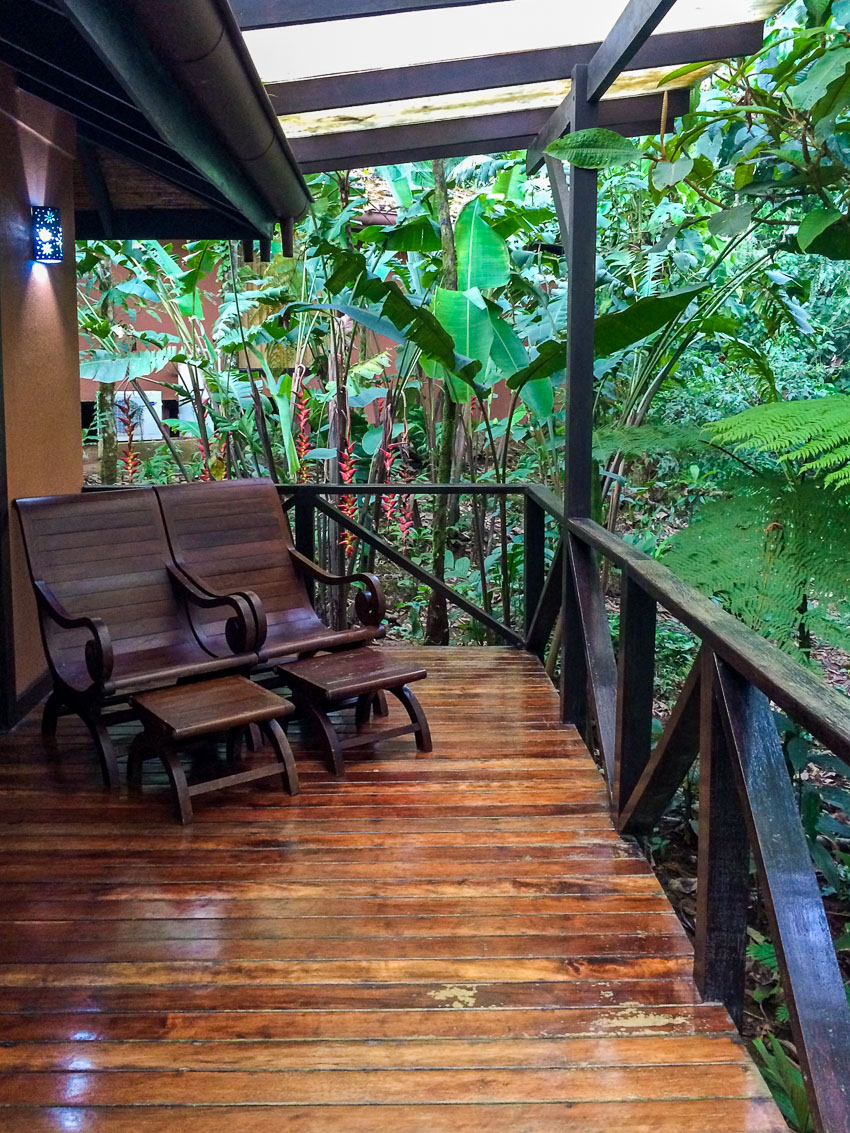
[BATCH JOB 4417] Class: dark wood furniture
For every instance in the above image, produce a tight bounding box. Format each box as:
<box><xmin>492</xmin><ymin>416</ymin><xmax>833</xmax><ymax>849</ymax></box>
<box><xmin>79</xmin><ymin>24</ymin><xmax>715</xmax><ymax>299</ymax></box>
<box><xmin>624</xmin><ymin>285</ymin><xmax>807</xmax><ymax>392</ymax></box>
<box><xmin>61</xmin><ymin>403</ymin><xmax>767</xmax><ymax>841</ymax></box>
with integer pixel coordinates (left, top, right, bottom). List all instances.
<box><xmin>277</xmin><ymin>646</ymin><xmax>431</xmax><ymax>775</ymax></box>
<box><xmin>128</xmin><ymin>675</ymin><xmax>298</xmax><ymax>823</ymax></box>
<box><xmin>154</xmin><ymin>479</ymin><xmax>386</xmax><ymax>665</ymax></box>
<box><xmin>14</xmin><ymin>489</ymin><xmax>261</xmax><ymax>787</ymax></box>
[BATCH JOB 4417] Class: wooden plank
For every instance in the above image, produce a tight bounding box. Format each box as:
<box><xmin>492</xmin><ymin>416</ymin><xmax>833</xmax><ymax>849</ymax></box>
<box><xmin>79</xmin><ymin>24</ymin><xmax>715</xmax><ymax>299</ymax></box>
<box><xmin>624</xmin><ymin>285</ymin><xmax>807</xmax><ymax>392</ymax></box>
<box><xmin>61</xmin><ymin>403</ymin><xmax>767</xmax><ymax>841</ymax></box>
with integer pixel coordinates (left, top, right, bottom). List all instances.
<box><xmin>714</xmin><ymin>657</ymin><xmax>850</xmax><ymax>1133</ymax></box>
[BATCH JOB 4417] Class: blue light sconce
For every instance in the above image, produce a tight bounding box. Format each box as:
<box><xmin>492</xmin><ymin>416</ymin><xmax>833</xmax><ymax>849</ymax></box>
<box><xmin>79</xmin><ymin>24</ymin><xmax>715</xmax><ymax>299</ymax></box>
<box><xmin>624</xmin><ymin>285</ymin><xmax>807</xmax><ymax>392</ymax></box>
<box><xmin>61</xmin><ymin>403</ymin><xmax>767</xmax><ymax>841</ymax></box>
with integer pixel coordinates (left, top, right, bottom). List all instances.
<box><xmin>31</xmin><ymin>206</ymin><xmax>63</xmax><ymax>263</ymax></box>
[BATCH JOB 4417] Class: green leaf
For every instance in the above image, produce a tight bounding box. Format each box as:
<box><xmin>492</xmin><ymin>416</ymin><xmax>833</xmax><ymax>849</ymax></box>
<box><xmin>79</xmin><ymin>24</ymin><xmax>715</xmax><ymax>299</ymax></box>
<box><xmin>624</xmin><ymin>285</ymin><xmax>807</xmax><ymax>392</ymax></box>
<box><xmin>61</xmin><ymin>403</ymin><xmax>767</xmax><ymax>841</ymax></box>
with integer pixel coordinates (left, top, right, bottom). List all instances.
<box><xmin>652</xmin><ymin>156</ymin><xmax>694</xmax><ymax>189</ymax></box>
<box><xmin>506</xmin><ymin>339</ymin><xmax>564</xmax><ymax>391</ymax></box>
<box><xmin>432</xmin><ymin>287</ymin><xmax>494</xmax><ymax>372</ymax></box>
<box><xmin>383</xmin><ymin>216</ymin><xmax>441</xmax><ymax>252</ymax></box>
<box><xmin>658</xmin><ymin>60</ymin><xmax>720</xmax><ymax>86</ymax></box>
<box><xmin>545</xmin><ymin>128</ymin><xmax>641</xmax><ymax>169</ymax></box>
<box><xmin>520</xmin><ymin>377</ymin><xmax>554</xmax><ymax>420</ymax></box>
<box><xmin>806</xmin><ymin>216</ymin><xmax>850</xmax><ymax>259</ymax></box>
<box><xmin>790</xmin><ymin>47</ymin><xmax>850</xmax><ymax>111</ymax></box>
<box><xmin>79</xmin><ymin>346</ymin><xmax>176</xmax><ymax>384</ymax></box>
<box><xmin>486</xmin><ymin>301</ymin><xmax>529</xmax><ymax>374</ymax></box>
<box><xmin>594</xmin><ymin>283</ymin><xmax>709</xmax><ymax>358</ymax></box>
<box><xmin>706</xmin><ymin>204</ymin><xmax>754</xmax><ymax>237</ymax></box>
<box><xmin>797</xmin><ymin>206</ymin><xmax>842</xmax><ymax>251</ymax></box>
<box><xmin>455</xmin><ymin>198</ymin><xmax>510</xmax><ymax>291</ymax></box>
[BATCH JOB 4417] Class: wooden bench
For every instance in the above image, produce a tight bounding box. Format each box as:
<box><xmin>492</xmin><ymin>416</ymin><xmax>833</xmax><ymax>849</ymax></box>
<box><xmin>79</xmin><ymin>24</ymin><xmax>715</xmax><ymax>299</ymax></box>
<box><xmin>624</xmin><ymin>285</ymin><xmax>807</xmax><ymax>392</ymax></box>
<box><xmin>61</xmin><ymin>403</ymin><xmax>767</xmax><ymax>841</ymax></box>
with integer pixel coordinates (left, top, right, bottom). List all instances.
<box><xmin>277</xmin><ymin>647</ymin><xmax>431</xmax><ymax>776</ymax></box>
<box><xmin>128</xmin><ymin>676</ymin><xmax>298</xmax><ymax>823</ymax></box>
<box><xmin>155</xmin><ymin>480</ymin><xmax>386</xmax><ymax>665</ymax></box>
<box><xmin>15</xmin><ymin>489</ymin><xmax>261</xmax><ymax>787</ymax></box>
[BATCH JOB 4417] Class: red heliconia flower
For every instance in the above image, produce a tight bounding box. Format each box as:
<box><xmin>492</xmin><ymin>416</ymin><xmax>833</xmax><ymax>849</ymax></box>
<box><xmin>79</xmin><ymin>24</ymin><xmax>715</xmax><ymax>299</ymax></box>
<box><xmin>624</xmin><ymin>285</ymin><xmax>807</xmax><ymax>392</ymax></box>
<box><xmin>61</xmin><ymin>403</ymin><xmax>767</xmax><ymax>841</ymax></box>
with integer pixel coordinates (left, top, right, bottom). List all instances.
<box><xmin>380</xmin><ymin>443</ymin><xmax>399</xmax><ymax>527</ymax></box>
<box><xmin>338</xmin><ymin>442</ymin><xmax>358</xmax><ymax>559</ymax></box>
<box><xmin>295</xmin><ymin>385</ymin><xmax>311</xmax><ymax>482</ymax></box>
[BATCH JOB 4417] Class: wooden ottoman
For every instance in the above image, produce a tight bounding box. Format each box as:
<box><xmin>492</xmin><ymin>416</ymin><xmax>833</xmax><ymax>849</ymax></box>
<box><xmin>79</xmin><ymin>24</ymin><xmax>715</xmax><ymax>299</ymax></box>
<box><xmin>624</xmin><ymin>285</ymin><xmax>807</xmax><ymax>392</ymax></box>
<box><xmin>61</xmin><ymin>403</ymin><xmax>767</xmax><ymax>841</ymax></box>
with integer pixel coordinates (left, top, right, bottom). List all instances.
<box><xmin>128</xmin><ymin>676</ymin><xmax>299</xmax><ymax>823</ymax></box>
<box><xmin>277</xmin><ymin>647</ymin><xmax>431</xmax><ymax>776</ymax></box>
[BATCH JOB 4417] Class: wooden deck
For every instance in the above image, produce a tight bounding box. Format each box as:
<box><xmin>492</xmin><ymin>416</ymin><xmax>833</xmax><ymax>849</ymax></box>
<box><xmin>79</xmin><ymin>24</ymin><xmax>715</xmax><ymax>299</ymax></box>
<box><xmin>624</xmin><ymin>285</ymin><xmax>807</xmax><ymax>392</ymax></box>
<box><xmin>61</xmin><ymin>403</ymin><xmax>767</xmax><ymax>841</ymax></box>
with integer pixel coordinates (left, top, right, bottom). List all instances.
<box><xmin>0</xmin><ymin>647</ymin><xmax>785</xmax><ymax>1132</ymax></box>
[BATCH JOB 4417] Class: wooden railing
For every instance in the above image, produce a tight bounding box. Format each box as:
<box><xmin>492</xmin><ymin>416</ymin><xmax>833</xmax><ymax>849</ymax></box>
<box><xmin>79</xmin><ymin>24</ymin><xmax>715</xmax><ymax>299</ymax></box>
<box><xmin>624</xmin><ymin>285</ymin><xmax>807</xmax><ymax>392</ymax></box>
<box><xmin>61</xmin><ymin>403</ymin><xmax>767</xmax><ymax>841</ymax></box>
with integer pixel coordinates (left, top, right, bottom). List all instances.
<box><xmin>279</xmin><ymin>483</ymin><xmax>563</xmax><ymax>653</ymax></box>
<box><xmin>563</xmin><ymin>514</ymin><xmax>850</xmax><ymax>1133</ymax></box>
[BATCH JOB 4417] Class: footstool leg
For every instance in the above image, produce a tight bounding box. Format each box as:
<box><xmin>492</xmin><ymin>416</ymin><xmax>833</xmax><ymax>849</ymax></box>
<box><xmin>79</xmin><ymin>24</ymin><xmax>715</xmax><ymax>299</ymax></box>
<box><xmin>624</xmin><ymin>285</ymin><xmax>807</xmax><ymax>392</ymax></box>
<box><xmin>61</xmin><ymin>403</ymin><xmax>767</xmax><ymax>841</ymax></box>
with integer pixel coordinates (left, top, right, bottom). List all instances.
<box><xmin>355</xmin><ymin>694</ymin><xmax>371</xmax><ymax>730</ymax></box>
<box><xmin>245</xmin><ymin>724</ymin><xmax>263</xmax><ymax>752</ymax></box>
<box><xmin>127</xmin><ymin>732</ymin><xmax>155</xmax><ymax>789</ymax></box>
<box><xmin>373</xmin><ymin>690</ymin><xmax>389</xmax><ymax>718</ymax></box>
<box><xmin>158</xmin><ymin>746</ymin><xmax>193</xmax><ymax>825</ymax></box>
<box><xmin>391</xmin><ymin>685</ymin><xmax>432</xmax><ymax>752</ymax></box>
<box><xmin>264</xmin><ymin>719</ymin><xmax>300</xmax><ymax>796</ymax></box>
<box><xmin>225</xmin><ymin>728</ymin><xmax>243</xmax><ymax>767</ymax></box>
<box><xmin>302</xmin><ymin>699</ymin><xmax>345</xmax><ymax>777</ymax></box>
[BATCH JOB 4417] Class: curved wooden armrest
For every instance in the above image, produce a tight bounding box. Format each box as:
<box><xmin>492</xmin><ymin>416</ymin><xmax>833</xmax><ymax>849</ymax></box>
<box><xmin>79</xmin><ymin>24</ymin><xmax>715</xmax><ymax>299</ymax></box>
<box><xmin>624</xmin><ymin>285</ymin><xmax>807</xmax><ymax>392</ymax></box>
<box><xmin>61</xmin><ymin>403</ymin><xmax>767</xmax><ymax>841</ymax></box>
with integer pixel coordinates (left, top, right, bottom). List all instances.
<box><xmin>168</xmin><ymin>564</ymin><xmax>266</xmax><ymax>653</ymax></box>
<box><xmin>33</xmin><ymin>579</ymin><xmax>114</xmax><ymax>685</ymax></box>
<box><xmin>289</xmin><ymin>549</ymin><xmax>386</xmax><ymax>627</ymax></box>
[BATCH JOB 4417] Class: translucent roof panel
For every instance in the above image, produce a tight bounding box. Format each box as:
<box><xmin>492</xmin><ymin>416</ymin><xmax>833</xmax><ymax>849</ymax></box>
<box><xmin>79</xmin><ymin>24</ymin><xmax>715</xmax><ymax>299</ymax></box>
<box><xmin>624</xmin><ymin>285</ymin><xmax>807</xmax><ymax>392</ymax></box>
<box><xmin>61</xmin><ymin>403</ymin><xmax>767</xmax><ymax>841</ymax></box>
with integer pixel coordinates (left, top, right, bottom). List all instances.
<box><xmin>245</xmin><ymin>0</ymin><xmax>780</xmax><ymax>85</ymax></box>
<box><xmin>280</xmin><ymin>65</ymin><xmax>716</xmax><ymax>140</ymax></box>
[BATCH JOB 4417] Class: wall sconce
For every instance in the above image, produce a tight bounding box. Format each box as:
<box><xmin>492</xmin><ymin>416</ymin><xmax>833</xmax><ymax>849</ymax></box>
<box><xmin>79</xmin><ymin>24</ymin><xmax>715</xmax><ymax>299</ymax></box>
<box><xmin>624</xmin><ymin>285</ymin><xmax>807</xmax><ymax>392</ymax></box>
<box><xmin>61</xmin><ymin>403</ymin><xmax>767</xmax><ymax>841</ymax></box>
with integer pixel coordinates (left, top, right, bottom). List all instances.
<box><xmin>31</xmin><ymin>206</ymin><xmax>63</xmax><ymax>263</ymax></box>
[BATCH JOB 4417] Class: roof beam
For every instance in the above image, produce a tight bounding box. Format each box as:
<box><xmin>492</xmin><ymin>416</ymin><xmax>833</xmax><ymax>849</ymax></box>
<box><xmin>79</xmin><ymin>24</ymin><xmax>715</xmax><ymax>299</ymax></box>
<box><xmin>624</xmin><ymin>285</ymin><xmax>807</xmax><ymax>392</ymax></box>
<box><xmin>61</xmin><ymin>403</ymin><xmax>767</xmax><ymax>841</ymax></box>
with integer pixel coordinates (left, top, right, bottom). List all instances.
<box><xmin>233</xmin><ymin>0</ymin><xmax>495</xmax><ymax>30</ymax></box>
<box><xmin>587</xmin><ymin>0</ymin><xmax>677</xmax><ymax>102</ymax></box>
<box><xmin>76</xmin><ymin>208</ymin><xmax>257</xmax><ymax>240</ymax></box>
<box><xmin>290</xmin><ymin>90</ymin><xmax>688</xmax><ymax>173</ymax></box>
<box><xmin>77</xmin><ymin>139</ymin><xmax>115</xmax><ymax>238</ymax></box>
<box><xmin>527</xmin><ymin>0</ymin><xmax>707</xmax><ymax>171</ymax></box>
<box><xmin>268</xmin><ymin>23</ymin><xmax>765</xmax><ymax>116</ymax></box>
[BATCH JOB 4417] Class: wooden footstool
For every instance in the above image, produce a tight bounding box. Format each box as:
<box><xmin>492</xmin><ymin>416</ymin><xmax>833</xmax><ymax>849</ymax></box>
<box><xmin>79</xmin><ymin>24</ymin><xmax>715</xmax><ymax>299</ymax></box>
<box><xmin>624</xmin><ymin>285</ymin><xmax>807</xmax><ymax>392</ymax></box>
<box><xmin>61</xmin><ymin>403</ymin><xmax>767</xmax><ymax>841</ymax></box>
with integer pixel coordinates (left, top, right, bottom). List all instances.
<box><xmin>277</xmin><ymin>647</ymin><xmax>431</xmax><ymax>776</ymax></box>
<box><xmin>128</xmin><ymin>676</ymin><xmax>299</xmax><ymax>824</ymax></box>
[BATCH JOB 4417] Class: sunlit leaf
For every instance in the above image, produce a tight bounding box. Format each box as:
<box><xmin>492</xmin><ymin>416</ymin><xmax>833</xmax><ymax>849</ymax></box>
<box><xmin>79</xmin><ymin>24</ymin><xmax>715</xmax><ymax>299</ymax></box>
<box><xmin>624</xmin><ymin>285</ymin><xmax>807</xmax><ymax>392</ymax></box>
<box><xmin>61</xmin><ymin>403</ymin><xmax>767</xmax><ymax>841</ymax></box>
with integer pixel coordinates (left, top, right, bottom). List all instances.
<box><xmin>455</xmin><ymin>198</ymin><xmax>510</xmax><ymax>291</ymax></box>
<box><xmin>546</xmin><ymin>128</ymin><xmax>641</xmax><ymax>169</ymax></box>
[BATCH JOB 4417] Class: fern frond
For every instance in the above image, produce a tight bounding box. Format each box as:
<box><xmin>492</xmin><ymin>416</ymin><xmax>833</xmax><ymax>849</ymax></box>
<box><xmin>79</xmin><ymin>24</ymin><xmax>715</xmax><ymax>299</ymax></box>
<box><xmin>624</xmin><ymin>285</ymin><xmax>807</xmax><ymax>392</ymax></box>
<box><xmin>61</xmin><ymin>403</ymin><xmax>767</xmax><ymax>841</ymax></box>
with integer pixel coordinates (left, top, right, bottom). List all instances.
<box><xmin>710</xmin><ymin>396</ymin><xmax>850</xmax><ymax>489</ymax></box>
<box><xmin>593</xmin><ymin>422</ymin><xmax>710</xmax><ymax>464</ymax></box>
<box><xmin>664</xmin><ymin>473</ymin><xmax>850</xmax><ymax>655</ymax></box>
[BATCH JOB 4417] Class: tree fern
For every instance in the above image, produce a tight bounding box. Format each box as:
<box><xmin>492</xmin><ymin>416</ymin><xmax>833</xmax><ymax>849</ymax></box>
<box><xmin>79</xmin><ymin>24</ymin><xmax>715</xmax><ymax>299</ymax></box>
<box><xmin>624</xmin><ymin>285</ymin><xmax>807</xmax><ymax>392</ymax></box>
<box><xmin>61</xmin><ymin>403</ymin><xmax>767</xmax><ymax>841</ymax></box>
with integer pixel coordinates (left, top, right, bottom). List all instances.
<box><xmin>664</xmin><ymin>473</ymin><xmax>850</xmax><ymax>654</ymax></box>
<box><xmin>710</xmin><ymin>395</ymin><xmax>850</xmax><ymax>488</ymax></box>
<box><xmin>592</xmin><ymin>421</ymin><xmax>711</xmax><ymax>464</ymax></box>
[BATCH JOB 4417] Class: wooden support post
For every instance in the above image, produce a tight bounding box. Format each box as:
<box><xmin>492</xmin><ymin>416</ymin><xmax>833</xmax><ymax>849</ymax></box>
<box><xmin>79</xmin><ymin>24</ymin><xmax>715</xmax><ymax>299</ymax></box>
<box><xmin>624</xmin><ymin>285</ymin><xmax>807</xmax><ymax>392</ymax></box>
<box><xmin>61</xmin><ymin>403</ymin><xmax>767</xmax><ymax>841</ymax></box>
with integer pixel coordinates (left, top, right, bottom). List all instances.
<box><xmin>561</xmin><ymin>536</ymin><xmax>587</xmax><ymax>735</ymax></box>
<box><xmin>714</xmin><ymin>659</ymin><xmax>850</xmax><ymax>1133</ymax></box>
<box><xmin>523</xmin><ymin>489</ymin><xmax>546</xmax><ymax>637</ymax></box>
<box><xmin>614</xmin><ymin>570</ymin><xmax>656</xmax><ymax>817</ymax></box>
<box><xmin>561</xmin><ymin>64</ymin><xmax>598</xmax><ymax>728</ymax></box>
<box><xmin>294</xmin><ymin>493</ymin><xmax>316</xmax><ymax>604</ymax></box>
<box><xmin>694</xmin><ymin>649</ymin><xmax>749</xmax><ymax>1028</ymax></box>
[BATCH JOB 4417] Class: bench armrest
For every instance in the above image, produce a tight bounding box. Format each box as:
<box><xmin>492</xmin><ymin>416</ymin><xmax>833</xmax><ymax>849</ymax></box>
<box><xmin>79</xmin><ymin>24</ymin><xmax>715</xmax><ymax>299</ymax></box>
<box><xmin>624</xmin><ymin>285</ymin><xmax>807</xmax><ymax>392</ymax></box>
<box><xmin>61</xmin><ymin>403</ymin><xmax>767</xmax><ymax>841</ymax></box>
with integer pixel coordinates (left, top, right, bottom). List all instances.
<box><xmin>289</xmin><ymin>549</ymin><xmax>386</xmax><ymax>628</ymax></box>
<box><xmin>33</xmin><ymin>579</ymin><xmax>114</xmax><ymax>685</ymax></box>
<box><xmin>167</xmin><ymin>564</ymin><xmax>266</xmax><ymax>654</ymax></box>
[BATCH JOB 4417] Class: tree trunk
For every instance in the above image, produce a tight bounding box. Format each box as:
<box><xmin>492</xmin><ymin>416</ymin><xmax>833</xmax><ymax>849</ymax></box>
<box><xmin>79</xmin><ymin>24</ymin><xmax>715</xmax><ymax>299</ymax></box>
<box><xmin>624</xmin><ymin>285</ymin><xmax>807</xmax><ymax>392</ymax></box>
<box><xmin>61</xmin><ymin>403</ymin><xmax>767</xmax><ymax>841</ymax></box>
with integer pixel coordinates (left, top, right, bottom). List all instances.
<box><xmin>97</xmin><ymin>384</ymin><xmax>118</xmax><ymax>484</ymax></box>
<box><xmin>425</xmin><ymin>158</ymin><xmax>459</xmax><ymax>645</ymax></box>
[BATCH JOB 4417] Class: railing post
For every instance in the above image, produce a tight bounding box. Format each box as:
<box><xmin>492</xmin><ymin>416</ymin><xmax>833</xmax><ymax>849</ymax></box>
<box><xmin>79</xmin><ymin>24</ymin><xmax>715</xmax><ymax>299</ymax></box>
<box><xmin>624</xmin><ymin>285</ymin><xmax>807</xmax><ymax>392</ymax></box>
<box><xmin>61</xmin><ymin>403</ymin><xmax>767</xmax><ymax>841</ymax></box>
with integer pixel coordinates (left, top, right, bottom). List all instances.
<box><xmin>294</xmin><ymin>491</ymin><xmax>316</xmax><ymax>605</ymax></box>
<box><xmin>523</xmin><ymin>490</ymin><xmax>546</xmax><ymax>638</ymax></box>
<box><xmin>694</xmin><ymin>648</ymin><xmax>749</xmax><ymax>1028</ymax></box>
<box><xmin>561</xmin><ymin>534</ymin><xmax>588</xmax><ymax>735</ymax></box>
<box><xmin>614</xmin><ymin>570</ymin><xmax>656</xmax><ymax>817</ymax></box>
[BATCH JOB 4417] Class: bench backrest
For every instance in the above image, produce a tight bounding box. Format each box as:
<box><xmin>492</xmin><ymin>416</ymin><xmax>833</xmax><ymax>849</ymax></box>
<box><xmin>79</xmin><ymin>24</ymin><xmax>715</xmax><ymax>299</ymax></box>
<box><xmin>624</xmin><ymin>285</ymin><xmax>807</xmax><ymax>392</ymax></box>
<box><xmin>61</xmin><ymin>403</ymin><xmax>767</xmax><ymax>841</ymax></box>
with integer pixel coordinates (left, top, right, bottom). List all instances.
<box><xmin>155</xmin><ymin>479</ymin><xmax>319</xmax><ymax>643</ymax></box>
<box><xmin>15</xmin><ymin>489</ymin><xmax>192</xmax><ymax>676</ymax></box>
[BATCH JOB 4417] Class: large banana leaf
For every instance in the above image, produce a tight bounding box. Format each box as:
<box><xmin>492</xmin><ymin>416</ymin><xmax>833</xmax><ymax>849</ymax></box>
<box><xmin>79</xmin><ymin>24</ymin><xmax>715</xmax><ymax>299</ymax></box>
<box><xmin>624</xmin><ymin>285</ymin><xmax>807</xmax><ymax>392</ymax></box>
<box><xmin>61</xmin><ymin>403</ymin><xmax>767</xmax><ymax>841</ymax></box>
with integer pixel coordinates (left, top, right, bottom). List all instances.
<box><xmin>455</xmin><ymin>198</ymin><xmax>510</xmax><ymax>291</ymax></box>
<box><xmin>594</xmin><ymin>283</ymin><xmax>710</xmax><ymax>357</ymax></box>
<box><xmin>79</xmin><ymin>346</ymin><xmax>178</xmax><ymax>383</ymax></box>
<box><xmin>486</xmin><ymin>300</ymin><xmax>529</xmax><ymax>373</ymax></box>
<box><xmin>432</xmin><ymin>287</ymin><xmax>494</xmax><ymax>371</ymax></box>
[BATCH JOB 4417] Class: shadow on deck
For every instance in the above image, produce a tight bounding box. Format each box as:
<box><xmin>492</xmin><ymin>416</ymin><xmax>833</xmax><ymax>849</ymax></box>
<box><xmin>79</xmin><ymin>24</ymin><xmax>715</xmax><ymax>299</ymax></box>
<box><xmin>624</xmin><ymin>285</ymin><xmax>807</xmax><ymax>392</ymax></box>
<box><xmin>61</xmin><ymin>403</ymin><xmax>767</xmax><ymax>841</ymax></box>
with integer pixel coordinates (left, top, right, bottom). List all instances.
<box><xmin>0</xmin><ymin>646</ymin><xmax>784</xmax><ymax>1131</ymax></box>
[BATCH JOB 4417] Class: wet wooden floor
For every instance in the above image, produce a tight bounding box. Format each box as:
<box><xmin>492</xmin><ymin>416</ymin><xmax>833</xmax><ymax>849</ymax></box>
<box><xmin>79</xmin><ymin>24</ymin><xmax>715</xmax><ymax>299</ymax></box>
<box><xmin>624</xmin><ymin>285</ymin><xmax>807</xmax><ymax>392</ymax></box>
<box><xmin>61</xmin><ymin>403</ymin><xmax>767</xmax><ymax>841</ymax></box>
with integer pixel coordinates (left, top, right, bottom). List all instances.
<box><xmin>0</xmin><ymin>647</ymin><xmax>785</xmax><ymax>1131</ymax></box>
